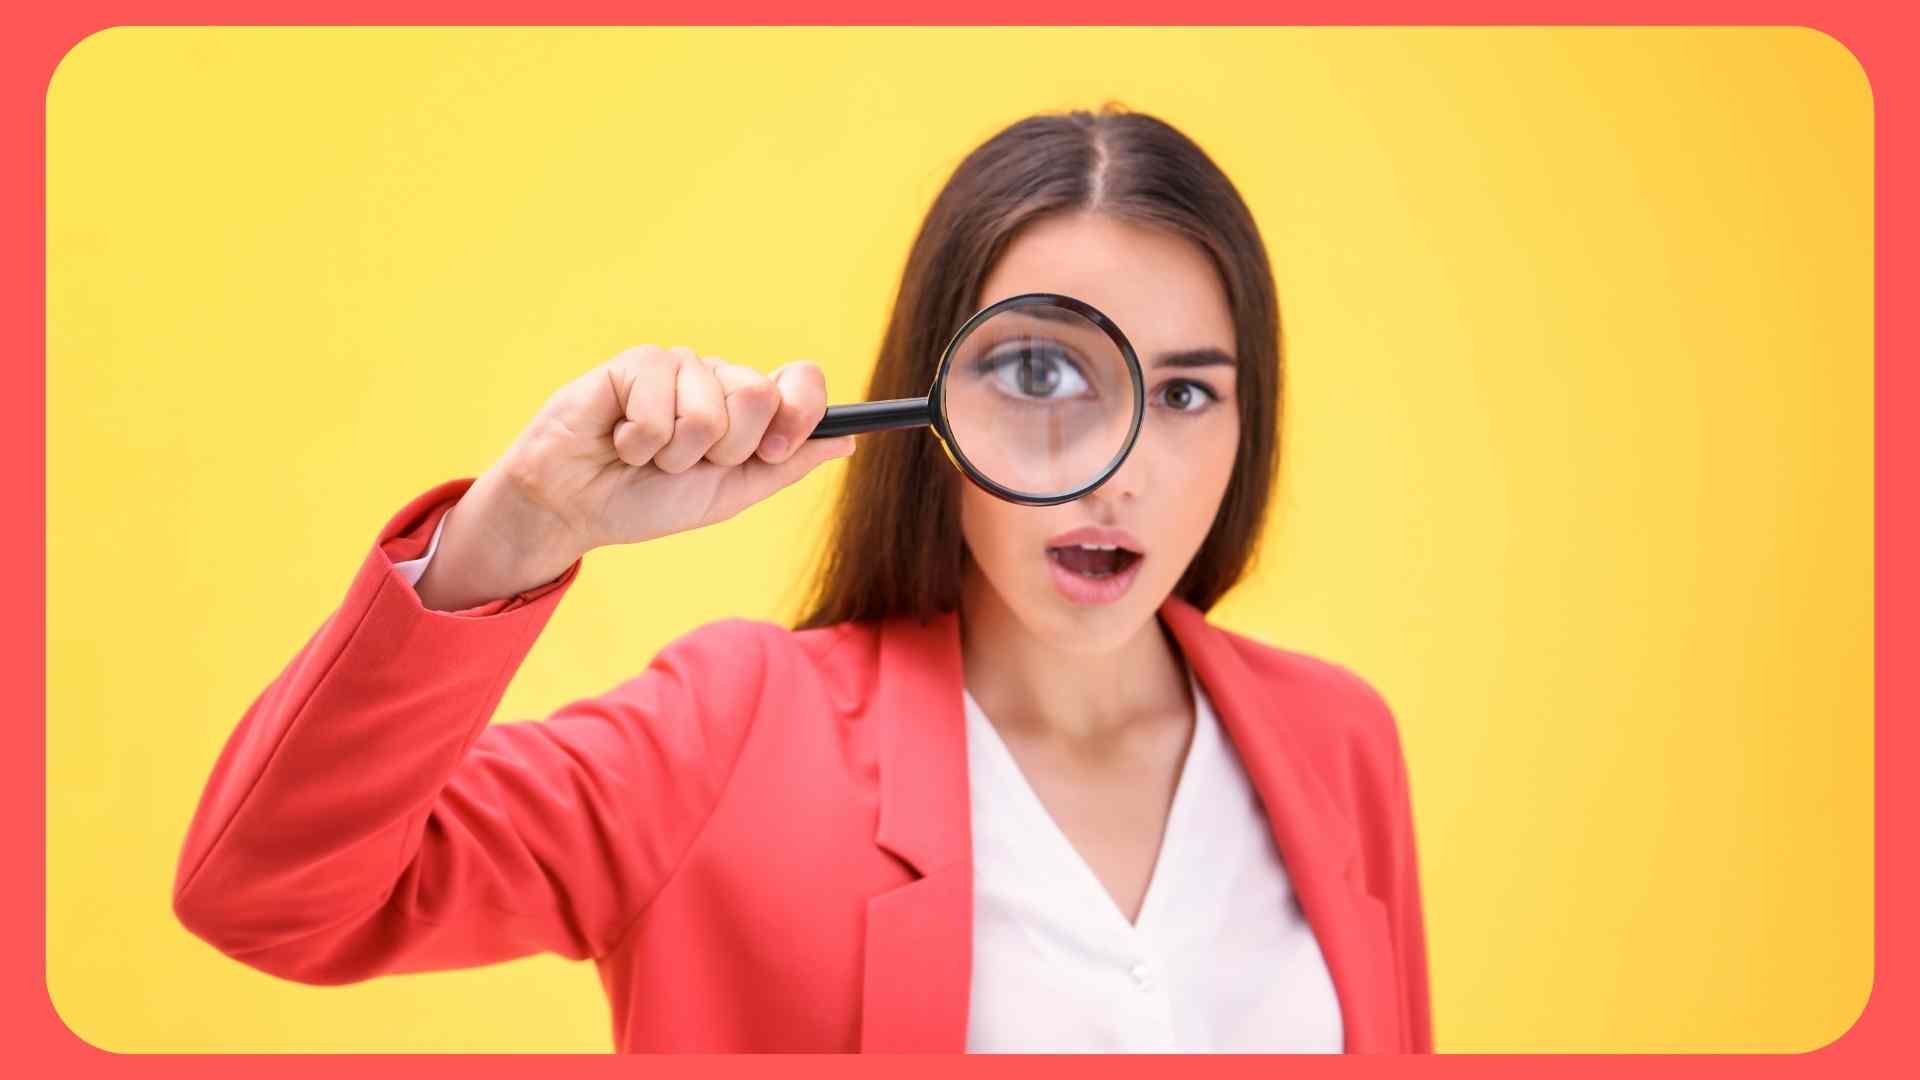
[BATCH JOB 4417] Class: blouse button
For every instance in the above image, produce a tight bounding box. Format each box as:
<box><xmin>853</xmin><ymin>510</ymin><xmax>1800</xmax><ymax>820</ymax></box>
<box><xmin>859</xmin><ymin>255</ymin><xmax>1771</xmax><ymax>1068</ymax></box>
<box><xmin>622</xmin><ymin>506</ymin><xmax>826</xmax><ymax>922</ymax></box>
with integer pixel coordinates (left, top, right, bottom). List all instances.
<box><xmin>1129</xmin><ymin>962</ymin><xmax>1153</xmax><ymax>989</ymax></box>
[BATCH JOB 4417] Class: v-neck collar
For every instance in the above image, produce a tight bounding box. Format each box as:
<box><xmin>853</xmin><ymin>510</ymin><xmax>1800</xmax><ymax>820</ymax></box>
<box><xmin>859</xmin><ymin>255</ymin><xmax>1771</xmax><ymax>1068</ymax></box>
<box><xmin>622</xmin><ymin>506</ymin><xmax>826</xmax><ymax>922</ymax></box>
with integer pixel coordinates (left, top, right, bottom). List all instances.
<box><xmin>856</xmin><ymin>594</ymin><xmax>1401</xmax><ymax>1053</ymax></box>
<box><xmin>961</xmin><ymin>660</ymin><xmax>1213</xmax><ymax>938</ymax></box>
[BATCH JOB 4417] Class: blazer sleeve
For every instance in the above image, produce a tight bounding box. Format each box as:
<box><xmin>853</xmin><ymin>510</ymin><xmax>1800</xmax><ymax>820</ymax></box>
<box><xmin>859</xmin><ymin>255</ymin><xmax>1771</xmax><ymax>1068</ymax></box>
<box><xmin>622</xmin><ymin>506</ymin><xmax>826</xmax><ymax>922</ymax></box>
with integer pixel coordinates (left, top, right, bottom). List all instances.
<box><xmin>171</xmin><ymin>476</ymin><xmax>771</xmax><ymax>984</ymax></box>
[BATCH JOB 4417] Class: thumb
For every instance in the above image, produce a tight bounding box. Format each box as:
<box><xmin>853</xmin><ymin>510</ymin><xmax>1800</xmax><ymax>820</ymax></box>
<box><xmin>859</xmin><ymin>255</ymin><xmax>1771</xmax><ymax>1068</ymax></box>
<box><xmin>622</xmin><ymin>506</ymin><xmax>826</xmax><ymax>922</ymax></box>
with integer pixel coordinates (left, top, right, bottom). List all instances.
<box><xmin>725</xmin><ymin>434</ymin><xmax>856</xmax><ymax>507</ymax></box>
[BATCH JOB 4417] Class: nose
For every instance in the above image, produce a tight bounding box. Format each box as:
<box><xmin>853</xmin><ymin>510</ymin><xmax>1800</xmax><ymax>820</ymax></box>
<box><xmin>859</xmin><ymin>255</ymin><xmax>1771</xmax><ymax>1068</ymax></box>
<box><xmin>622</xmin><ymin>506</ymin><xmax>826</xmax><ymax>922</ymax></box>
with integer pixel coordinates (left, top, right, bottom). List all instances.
<box><xmin>1085</xmin><ymin>426</ymin><xmax>1154</xmax><ymax>504</ymax></box>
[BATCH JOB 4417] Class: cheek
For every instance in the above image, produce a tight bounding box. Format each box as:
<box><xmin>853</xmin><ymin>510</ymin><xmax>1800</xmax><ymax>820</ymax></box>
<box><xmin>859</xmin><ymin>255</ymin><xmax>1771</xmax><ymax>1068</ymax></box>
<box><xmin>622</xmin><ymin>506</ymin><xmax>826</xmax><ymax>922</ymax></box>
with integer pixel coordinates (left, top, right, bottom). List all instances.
<box><xmin>1171</xmin><ymin>418</ymin><xmax>1240</xmax><ymax>535</ymax></box>
<box><xmin>1204</xmin><ymin>417</ymin><xmax>1240</xmax><ymax>492</ymax></box>
<box><xmin>957</xmin><ymin>483</ymin><xmax>1016</xmax><ymax>565</ymax></box>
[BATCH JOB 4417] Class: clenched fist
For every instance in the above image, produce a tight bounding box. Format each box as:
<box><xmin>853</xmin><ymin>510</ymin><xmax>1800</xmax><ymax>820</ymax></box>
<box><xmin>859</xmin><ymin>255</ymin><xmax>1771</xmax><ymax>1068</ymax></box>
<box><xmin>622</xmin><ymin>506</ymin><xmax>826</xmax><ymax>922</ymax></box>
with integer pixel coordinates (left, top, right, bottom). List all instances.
<box><xmin>412</xmin><ymin>345</ymin><xmax>856</xmax><ymax>611</ymax></box>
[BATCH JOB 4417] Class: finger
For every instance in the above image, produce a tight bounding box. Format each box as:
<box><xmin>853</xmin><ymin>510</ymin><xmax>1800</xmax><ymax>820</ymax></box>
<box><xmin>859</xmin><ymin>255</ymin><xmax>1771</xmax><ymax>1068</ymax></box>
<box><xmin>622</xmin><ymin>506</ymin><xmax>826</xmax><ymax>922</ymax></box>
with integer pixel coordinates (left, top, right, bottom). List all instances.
<box><xmin>703</xmin><ymin>360</ymin><xmax>782</xmax><ymax>467</ymax></box>
<box><xmin>723</xmin><ymin>433</ymin><xmax>857</xmax><ymax>510</ymax></box>
<box><xmin>607</xmin><ymin>346</ymin><xmax>679</xmax><ymax>468</ymax></box>
<box><xmin>757</xmin><ymin>360</ymin><xmax>830</xmax><ymax>464</ymax></box>
<box><xmin>549</xmin><ymin>346</ymin><xmax>649</xmax><ymax>442</ymax></box>
<box><xmin>651</xmin><ymin>348</ymin><xmax>727</xmax><ymax>474</ymax></box>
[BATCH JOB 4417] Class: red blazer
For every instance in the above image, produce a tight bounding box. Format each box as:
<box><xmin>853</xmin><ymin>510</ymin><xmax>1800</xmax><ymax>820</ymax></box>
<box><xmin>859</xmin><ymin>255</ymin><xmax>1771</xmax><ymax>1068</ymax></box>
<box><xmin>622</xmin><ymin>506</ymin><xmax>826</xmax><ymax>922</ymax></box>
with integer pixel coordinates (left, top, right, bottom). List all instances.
<box><xmin>173</xmin><ymin>477</ymin><xmax>1433</xmax><ymax>1053</ymax></box>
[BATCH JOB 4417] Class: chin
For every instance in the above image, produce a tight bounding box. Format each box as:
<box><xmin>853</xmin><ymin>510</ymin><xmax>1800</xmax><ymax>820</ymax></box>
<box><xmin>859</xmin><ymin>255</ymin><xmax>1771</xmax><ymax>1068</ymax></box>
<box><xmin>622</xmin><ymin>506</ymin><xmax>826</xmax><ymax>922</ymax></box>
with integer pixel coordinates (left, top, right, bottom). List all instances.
<box><xmin>1030</xmin><ymin>584</ymin><xmax>1160</xmax><ymax>650</ymax></box>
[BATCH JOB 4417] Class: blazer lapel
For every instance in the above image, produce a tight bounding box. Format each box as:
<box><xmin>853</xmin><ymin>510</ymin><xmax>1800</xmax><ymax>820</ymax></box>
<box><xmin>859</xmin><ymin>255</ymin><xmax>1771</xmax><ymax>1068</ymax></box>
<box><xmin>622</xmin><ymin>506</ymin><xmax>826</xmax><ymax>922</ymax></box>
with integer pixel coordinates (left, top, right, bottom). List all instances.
<box><xmin>1159</xmin><ymin>595</ymin><xmax>1404</xmax><ymax>1053</ymax></box>
<box><xmin>857</xmin><ymin>597</ymin><xmax>1401</xmax><ymax>1053</ymax></box>
<box><xmin>859</xmin><ymin>607</ymin><xmax>973</xmax><ymax>1052</ymax></box>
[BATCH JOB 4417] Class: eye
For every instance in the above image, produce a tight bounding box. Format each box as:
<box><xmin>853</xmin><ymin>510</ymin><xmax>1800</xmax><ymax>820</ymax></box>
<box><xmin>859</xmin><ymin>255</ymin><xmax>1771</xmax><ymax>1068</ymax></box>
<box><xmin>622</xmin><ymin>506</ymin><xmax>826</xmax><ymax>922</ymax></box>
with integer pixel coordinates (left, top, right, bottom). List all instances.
<box><xmin>973</xmin><ymin>341</ymin><xmax>1093</xmax><ymax>402</ymax></box>
<box><xmin>1156</xmin><ymin>378</ymin><xmax>1220</xmax><ymax>413</ymax></box>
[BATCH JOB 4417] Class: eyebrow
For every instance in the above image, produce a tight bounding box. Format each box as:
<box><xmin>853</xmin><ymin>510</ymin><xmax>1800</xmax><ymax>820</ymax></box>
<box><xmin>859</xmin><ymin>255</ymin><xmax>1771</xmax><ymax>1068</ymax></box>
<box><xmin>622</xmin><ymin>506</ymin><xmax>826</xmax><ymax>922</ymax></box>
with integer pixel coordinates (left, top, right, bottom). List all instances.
<box><xmin>1152</xmin><ymin>348</ymin><xmax>1235</xmax><ymax>370</ymax></box>
<box><xmin>993</xmin><ymin>306</ymin><xmax>1237</xmax><ymax>369</ymax></box>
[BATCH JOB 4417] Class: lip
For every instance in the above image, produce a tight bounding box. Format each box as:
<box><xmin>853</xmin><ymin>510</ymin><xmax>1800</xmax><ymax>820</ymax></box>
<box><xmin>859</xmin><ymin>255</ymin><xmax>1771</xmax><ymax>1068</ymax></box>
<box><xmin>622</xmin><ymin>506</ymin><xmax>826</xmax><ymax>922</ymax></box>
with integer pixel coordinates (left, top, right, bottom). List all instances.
<box><xmin>1044</xmin><ymin>525</ymin><xmax>1145</xmax><ymax>554</ymax></box>
<box><xmin>1044</xmin><ymin>525</ymin><xmax>1147</xmax><ymax>607</ymax></box>
<box><xmin>1045</xmin><ymin>545</ymin><xmax>1145</xmax><ymax>606</ymax></box>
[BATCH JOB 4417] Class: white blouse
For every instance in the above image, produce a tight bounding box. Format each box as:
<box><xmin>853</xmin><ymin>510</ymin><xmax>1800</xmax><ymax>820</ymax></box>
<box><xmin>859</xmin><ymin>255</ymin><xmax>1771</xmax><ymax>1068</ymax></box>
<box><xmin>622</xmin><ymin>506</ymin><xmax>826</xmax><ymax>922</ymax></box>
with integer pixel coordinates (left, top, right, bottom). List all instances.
<box><xmin>964</xmin><ymin>664</ymin><xmax>1343</xmax><ymax>1052</ymax></box>
<box><xmin>392</xmin><ymin>512</ymin><xmax>1343</xmax><ymax>1051</ymax></box>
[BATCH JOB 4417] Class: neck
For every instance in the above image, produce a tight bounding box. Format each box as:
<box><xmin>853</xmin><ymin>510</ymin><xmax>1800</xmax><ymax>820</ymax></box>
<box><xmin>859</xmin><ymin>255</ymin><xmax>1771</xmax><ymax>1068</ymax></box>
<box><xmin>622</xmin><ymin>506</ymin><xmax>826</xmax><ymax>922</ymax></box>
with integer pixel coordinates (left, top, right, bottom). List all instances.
<box><xmin>956</xmin><ymin>555</ymin><xmax>1192</xmax><ymax>744</ymax></box>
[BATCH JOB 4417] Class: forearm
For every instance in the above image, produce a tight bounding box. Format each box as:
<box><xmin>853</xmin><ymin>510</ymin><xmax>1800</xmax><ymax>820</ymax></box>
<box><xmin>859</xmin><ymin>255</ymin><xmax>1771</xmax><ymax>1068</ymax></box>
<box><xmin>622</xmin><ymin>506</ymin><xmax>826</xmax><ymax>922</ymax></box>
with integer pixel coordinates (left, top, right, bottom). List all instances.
<box><xmin>172</xmin><ymin>480</ymin><xmax>579</xmax><ymax>969</ymax></box>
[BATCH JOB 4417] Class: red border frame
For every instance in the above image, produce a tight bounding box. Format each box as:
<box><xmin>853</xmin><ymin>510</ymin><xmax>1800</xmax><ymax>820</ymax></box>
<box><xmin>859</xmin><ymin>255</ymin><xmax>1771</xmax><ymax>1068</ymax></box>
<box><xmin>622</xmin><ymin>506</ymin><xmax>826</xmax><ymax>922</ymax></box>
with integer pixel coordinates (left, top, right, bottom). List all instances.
<box><xmin>11</xmin><ymin>4</ymin><xmax>1909</xmax><ymax>1073</ymax></box>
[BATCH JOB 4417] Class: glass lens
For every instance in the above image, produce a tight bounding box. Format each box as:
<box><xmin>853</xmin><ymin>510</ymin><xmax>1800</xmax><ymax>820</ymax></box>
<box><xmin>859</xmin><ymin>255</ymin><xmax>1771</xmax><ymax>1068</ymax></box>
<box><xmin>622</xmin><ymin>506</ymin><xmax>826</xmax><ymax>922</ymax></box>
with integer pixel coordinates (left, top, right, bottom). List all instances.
<box><xmin>938</xmin><ymin>301</ymin><xmax>1139</xmax><ymax>500</ymax></box>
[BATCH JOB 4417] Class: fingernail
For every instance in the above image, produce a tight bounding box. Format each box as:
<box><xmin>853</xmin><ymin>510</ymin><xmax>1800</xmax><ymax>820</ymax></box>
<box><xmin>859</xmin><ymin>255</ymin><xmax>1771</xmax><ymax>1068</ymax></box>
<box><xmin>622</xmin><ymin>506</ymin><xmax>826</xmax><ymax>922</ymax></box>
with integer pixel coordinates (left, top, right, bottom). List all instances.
<box><xmin>762</xmin><ymin>435</ymin><xmax>789</xmax><ymax>459</ymax></box>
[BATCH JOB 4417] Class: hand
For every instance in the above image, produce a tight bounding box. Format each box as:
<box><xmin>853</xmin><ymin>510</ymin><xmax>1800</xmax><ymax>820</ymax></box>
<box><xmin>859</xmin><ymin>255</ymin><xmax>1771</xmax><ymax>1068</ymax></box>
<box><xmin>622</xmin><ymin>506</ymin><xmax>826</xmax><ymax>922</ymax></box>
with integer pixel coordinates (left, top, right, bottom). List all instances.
<box><xmin>413</xmin><ymin>346</ymin><xmax>855</xmax><ymax>609</ymax></box>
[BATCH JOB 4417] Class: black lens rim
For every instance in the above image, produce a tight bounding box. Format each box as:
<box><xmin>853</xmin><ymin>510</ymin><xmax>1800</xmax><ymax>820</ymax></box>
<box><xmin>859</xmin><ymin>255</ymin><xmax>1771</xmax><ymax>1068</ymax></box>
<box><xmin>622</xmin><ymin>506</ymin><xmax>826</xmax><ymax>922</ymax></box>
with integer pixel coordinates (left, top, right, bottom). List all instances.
<box><xmin>928</xmin><ymin>292</ymin><xmax>1147</xmax><ymax>508</ymax></box>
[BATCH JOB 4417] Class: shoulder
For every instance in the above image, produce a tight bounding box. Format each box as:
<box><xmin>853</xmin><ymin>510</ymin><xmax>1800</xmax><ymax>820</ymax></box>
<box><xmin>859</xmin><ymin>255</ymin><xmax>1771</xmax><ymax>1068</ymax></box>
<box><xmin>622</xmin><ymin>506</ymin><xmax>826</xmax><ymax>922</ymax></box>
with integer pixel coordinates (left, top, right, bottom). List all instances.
<box><xmin>1207</xmin><ymin>625</ymin><xmax>1421</xmax><ymax>884</ymax></box>
<box><xmin>660</xmin><ymin>615</ymin><xmax>790</xmax><ymax>653</ymax></box>
<box><xmin>1209</xmin><ymin>623</ymin><xmax>1408</xmax><ymax>775</ymax></box>
<box><xmin>1214</xmin><ymin>623</ymin><xmax>1397</xmax><ymax>727</ymax></box>
<box><xmin>653</xmin><ymin>615</ymin><xmax>880</xmax><ymax>717</ymax></box>
<box><xmin>634</xmin><ymin>617</ymin><xmax>789</xmax><ymax>715</ymax></box>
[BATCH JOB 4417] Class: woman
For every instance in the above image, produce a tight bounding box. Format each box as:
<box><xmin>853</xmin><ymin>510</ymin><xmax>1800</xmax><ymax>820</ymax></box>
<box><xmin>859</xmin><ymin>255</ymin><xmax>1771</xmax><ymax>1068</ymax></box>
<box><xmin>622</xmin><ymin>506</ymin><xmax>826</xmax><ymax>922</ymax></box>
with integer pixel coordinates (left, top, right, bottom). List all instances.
<box><xmin>172</xmin><ymin>105</ymin><xmax>1432</xmax><ymax>1054</ymax></box>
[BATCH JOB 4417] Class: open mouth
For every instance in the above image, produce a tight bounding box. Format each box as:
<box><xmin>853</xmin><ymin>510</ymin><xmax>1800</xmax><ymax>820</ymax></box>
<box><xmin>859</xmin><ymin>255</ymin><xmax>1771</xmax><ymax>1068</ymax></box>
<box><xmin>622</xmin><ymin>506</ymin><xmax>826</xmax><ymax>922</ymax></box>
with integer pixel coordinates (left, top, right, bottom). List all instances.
<box><xmin>1046</xmin><ymin>544</ymin><xmax>1144</xmax><ymax>579</ymax></box>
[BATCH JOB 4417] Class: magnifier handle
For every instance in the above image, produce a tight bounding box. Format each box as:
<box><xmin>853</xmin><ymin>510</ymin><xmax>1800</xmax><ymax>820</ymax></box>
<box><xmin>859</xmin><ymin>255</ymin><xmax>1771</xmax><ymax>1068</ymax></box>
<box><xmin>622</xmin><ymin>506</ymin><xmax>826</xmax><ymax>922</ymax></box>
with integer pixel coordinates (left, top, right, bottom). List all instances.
<box><xmin>807</xmin><ymin>397</ymin><xmax>934</xmax><ymax>439</ymax></box>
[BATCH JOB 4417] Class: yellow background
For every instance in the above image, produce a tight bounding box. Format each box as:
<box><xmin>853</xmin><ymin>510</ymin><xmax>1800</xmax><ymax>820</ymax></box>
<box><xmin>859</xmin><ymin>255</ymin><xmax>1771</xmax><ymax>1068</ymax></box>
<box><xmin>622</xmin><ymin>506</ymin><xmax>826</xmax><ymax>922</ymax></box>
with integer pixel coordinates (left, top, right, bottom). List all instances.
<box><xmin>46</xmin><ymin>27</ymin><xmax>1872</xmax><ymax>1053</ymax></box>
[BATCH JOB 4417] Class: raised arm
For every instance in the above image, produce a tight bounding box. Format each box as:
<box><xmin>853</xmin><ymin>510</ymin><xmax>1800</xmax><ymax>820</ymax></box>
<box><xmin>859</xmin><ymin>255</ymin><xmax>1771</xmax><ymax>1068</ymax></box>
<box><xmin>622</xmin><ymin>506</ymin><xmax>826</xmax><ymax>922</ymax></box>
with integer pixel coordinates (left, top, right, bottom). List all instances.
<box><xmin>171</xmin><ymin>477</ymin><xmax>773</xmax><ymax>983</ymax></box>
<box><xmin>174</xmin><ymin>344</ymin><xmax>853</xmax><ymax>984</ymax></box>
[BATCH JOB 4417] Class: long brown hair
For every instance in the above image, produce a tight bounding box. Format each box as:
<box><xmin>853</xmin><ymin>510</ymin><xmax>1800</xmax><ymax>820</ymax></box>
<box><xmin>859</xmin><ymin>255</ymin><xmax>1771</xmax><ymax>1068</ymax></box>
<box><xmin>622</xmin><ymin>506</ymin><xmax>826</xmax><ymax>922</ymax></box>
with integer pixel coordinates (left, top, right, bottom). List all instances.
<box><xmin>790</xmin><ymin>103</ymin><xmax>1284</xmax><ymax>631</ymax></box>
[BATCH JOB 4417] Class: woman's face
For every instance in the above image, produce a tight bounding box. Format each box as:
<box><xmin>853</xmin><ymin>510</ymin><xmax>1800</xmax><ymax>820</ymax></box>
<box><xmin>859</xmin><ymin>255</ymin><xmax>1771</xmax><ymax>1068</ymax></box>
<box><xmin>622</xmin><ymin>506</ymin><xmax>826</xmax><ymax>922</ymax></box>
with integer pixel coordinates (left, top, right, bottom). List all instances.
<box><xmin>957</xmin><ymin>210</ymin><xmax>1241</xmax><ymax>654</ymax></box>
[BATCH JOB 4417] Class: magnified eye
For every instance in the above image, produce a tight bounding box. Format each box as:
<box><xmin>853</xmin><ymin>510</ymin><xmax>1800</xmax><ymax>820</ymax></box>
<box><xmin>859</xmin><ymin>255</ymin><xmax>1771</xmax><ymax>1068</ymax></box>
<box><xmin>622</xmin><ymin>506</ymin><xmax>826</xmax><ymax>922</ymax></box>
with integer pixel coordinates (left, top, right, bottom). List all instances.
<box><xmin>974</xmin><ymin>340</ymin><xmax>1092</xmax><ymax>401</ymax></box>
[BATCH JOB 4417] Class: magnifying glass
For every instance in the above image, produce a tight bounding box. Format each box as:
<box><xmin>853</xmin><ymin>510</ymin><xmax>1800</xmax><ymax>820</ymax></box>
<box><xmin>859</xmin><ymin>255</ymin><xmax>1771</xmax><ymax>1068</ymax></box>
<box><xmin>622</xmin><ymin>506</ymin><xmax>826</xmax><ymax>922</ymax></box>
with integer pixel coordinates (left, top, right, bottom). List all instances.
<box><xmin>804</xmin><ymin>292</ymin><xmax>1145</xmax><ymax>507</ymax></box>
